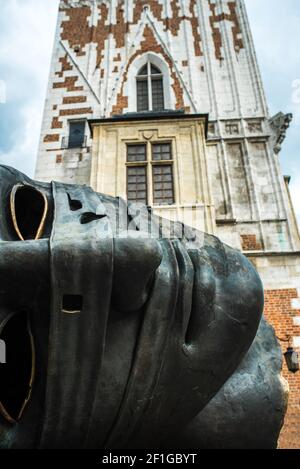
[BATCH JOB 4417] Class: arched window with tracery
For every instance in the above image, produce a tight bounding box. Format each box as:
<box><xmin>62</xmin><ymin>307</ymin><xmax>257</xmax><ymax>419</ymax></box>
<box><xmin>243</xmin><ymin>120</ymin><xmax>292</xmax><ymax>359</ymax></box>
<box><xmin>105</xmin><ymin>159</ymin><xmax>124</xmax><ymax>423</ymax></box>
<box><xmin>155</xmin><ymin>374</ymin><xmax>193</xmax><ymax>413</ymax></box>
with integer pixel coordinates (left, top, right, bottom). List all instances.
<box><xmin>136</xmin><ymin>62</ymin><xmax>164</xmax><ymax>112</ymax></box>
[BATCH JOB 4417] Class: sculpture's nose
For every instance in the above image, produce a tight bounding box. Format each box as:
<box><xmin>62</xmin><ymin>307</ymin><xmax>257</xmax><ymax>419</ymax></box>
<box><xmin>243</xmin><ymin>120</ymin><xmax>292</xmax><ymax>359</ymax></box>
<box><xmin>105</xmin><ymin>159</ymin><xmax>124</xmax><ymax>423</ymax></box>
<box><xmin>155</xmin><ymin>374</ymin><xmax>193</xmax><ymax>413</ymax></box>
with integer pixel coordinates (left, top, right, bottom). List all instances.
<box><xmin>112</xmin><ymin>233</ymin><xmax>163</xmax><ymax>312</ymax></box>
<box><xmin>0</xmin><ymin>240</ymin><xmax>49</xmax><ymax>310</ymax></box>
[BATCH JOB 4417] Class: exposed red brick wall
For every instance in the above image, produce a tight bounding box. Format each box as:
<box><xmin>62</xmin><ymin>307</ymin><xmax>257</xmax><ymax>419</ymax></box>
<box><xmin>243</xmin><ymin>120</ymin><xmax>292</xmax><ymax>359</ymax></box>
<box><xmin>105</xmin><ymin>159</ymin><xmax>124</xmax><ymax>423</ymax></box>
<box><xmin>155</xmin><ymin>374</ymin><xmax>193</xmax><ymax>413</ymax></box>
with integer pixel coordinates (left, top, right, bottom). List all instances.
<box><xmin>112</xmin><ymin>25</ymin><xmax>185</xmax><ymax>115</ymax></box>
<box><xmin>112</xmin><ymin>94</ymin><xmax>128</xmax><ymax>115</ymax></box>
<box><xmin>113</xmin><ymin>53</ymin><xmax>121</xmax><ymax>62</ymax></box>
<box><xmin>62</xmin><ymin>96</ymin><xmax>87</xmax><ymax>105</ymax></box>
<box><xmin>60</xmin><ymin>4</ymin><xmax>92</xmax><ymax>57</ymax></box>
<box><xmin>57</xmin><ymin>1</ymin><xmax>206</xmax><ymax>117</ymax></box>
<box><xmin>264</xmin><ymin>289</ymin><xmax>300</xmax><ymax>449</ymax></box>
<box><xmin>59</xmin><ymin>107</ymin><xmax>92</xmax><ymax>116</ymax></box>
<box><xmin>56</xmin><ymin>55</ymin><xmax>73</xmax><ymax>78</ymax></box>
<box><xmin>51</xmin><ymin>117</ymin><xmax>63</xmax><ymax>129</ymax></box>
<box><xmin>112</xmin><ymin>3</ymin><xmax>127</xmax><ymax>49</ymax></box>
<box><xmin>60</xmin><ymin>0</ymin><xmax>203</xmax><ymax>70</ymax></box>
<box><xmin>241</xmin><ymin>234</ymin><xmax>262</xmax><ymax>251</ymax></box>
<box><xmin>162</xmin><ymin>0</ymin><xmax>203</xmax><ymax>56</ymax></box>
<box><xmin>43</xmin><ymin>134</ymin><xmax>59</xmax><ymax>143</ymax></box>
<box><xmin>189</xmin><ymin>0</ymin><xmax>202</xmax><ymax>57</ymax></box>
<box><xmin>53</xmin><ymin>76</ymin><xmax>83</xmax><ymax>92</ymax></box>
<box><xmin>208</xmin><ymin>0</ymin><xmax>244</xmax><ymax>60</ymax></box>
<box><xmin>133</xmin><ymin>0</ymin><xmax>163</xmax><ymax>25</ymax></box>
<box><xmin>164</xmin><ymin>0</ymin><xmax>181</xmax><ymax>36</ymax></box>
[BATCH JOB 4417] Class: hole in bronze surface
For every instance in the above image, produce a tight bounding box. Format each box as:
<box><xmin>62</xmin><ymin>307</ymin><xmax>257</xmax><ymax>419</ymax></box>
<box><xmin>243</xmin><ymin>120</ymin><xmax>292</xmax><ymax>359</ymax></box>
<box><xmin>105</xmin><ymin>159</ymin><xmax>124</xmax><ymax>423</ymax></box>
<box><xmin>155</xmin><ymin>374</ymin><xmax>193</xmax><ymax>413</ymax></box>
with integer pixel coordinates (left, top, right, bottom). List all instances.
<box><xmin>62</xmin><ymin>295</ymin><xmax>83</xmax><ymax>314</ymax></box>
<box><xmin>10</xmin><ymin>184</ymin><xmax>48</xmax><ymax>240</ymax></box>
<box><xmin>0</xmin><ymin>312</ymin><xmax>35</xmax><ymax>423</ymax></box>
<box><xmin>80</xmin><ymin>212</ymin><xmax>106</xmax><ymax>224</ymax></box>
<box><xmin>67</xmin><ymin>193</ymin><xmax>82</xmax><ymax>211</ymax></box>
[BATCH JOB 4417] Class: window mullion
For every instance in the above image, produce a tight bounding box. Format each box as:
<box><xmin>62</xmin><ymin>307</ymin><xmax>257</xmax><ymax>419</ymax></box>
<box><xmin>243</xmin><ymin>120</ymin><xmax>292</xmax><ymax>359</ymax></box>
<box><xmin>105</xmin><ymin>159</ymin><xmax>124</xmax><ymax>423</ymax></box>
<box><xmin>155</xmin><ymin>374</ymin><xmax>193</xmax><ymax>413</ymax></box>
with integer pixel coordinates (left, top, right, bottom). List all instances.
<box><xmin>148</xmin><ymin>141</ymin><xmax>153</xmax><ymax>206</ymax></box>
<box><xmin>148</xmin><ymin>61</ymin><xmax>153</xmax><ymax>111</ymax></box>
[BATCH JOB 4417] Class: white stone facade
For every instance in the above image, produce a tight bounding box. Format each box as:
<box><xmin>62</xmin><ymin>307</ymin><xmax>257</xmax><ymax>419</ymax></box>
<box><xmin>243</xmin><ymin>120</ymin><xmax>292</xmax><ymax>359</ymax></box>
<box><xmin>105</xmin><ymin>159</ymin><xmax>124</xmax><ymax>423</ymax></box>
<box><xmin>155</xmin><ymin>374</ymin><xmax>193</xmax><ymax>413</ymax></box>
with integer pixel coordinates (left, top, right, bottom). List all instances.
<box><xmin>36</xmin><ymin>0</ymin><xmax>299</xmax><ymax>254</ymax></box>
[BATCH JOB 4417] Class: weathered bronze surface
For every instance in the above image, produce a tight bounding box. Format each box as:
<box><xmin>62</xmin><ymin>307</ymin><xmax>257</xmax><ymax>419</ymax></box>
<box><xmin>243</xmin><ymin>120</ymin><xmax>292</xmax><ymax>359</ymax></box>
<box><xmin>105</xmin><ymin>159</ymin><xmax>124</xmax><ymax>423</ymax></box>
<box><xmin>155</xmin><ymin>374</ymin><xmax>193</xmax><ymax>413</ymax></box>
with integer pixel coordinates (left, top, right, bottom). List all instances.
<box><xmin>0</xmin><ymin>165</ymin><xmax>285</xmax><ymax>448</ymax></box>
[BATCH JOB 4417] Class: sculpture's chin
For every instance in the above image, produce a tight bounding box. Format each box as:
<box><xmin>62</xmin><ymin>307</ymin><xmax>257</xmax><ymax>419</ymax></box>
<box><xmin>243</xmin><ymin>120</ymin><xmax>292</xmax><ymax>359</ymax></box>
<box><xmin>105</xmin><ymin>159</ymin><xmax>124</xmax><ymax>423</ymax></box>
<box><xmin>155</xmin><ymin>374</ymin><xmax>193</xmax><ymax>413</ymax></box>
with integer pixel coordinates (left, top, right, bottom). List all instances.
<box><xmin>0</xmin><ymin>312</ymin><xmax>34</xmax><ymax>424</ymax></box>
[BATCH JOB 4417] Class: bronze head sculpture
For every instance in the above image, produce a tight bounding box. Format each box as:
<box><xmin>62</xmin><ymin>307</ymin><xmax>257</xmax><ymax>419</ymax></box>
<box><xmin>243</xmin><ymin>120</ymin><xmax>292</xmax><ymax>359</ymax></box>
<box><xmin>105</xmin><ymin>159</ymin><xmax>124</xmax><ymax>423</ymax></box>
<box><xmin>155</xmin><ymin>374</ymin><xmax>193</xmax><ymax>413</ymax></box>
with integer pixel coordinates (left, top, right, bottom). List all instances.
<box><xmin>0</xmin><ymin>165</ymin><xmax>286</xmax><ymax>449</ymax></box>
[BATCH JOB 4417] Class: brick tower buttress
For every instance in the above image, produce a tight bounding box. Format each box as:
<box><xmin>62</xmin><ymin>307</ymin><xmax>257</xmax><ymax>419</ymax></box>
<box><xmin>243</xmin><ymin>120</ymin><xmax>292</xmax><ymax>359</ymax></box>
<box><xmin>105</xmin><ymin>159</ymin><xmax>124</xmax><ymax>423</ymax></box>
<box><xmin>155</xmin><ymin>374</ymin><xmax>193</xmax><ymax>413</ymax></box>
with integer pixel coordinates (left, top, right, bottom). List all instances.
<box><xmin>35</xmin><ymin>0</ymin><xmax>300</xmax><ymax>448</ymax></box>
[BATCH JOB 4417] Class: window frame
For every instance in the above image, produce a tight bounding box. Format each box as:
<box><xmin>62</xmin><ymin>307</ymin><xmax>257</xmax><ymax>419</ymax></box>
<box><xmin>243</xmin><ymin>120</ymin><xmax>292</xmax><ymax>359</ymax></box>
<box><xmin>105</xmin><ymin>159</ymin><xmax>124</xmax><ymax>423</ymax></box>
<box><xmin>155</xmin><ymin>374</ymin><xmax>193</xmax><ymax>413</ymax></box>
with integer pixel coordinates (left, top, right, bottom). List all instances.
<box><xmin>126</xmin><ymin>144</ymin><xmax>148</xmax><ymax>205</ymax></box>
<box><xmin>126</xmin><ymin>53</ymin><xmax>173</xmax><ymax>113</ymax></box>
<box><xmin>136</xmin><ymin>61</ymin><xmax>164</xmax><ymax>112</ymax></box>
<box><xmin>125</xmin><ymin>141</ymin><xmax>175</xmax><ymax>206</ymax></box>
<box><xmin>151</xmin><ymin>143</ymin><xmax>175</xmax><ymax>206</ymax></box>
<box><xmin>67</xmin><ymin>119</ymin><xmax>87</xmax><ymax>149</ymax></box>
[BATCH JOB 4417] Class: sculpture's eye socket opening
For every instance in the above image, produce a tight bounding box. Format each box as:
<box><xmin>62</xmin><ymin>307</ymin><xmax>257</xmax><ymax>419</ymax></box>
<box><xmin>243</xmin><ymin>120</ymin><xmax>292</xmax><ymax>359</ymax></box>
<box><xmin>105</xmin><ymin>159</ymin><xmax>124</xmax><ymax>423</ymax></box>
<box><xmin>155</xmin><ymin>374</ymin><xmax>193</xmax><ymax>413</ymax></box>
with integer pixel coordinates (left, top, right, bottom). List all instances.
<box><xmin>10</xmin><ymin>184</ymin><xmax>48</xmax><ymax>240</ymax></box>
<box><xmin>0</xmin><ymin>312</ymin><xmax>35</xmax><ymax>423</ymax></box>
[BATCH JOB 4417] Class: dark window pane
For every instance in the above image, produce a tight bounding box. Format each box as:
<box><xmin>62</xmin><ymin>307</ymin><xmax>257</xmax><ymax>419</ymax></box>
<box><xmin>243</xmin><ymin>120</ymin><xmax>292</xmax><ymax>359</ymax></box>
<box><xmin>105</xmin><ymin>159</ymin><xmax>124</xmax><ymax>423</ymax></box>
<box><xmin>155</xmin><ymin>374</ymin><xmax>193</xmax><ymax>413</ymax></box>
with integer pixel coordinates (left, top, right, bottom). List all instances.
<box><xmin>127</xmin><ymin>144</ymin><xmax>146</xmax><ymax>162</ymax></box>
<box><xmin>151</xmin><ymin>64</ymin><xmax>161</xmax><ymax>74</ymax></box>
<box><xmin>138</xmin><ymin>64</ymin><xmax>148</xmax><ymax>76</ymax></box>
<box><xmin>152</xmin><ymin>143</ymin><xmax>171</xmax><ymax>161</ymax></box>
<box><xmin>127</xmin><ymin>166</ymin><xmax>147</xmax><ymax>204</ymax></box>
<box><xmin>152</xmin><ymin>164</ymin><xmax>174</xmax><ymax>205</ymax></box>
<box><xmin>137</xmin><ymin>79</ymin><xmax>149</xmax><ymax>111</ymax></box>
<box><xmin>68</xmin><ymin>121</ymin><xmax>85</xmax><ymax>148</ymax></box>
<box><xmin>151</xmin><ymin>78</ymin><xmax>164</xmax><ymax>111</ymax></box>
<box><xmin>153</xmin><ymin>166</ymin><xmax>162</xmax><ymax>174</ymax></box>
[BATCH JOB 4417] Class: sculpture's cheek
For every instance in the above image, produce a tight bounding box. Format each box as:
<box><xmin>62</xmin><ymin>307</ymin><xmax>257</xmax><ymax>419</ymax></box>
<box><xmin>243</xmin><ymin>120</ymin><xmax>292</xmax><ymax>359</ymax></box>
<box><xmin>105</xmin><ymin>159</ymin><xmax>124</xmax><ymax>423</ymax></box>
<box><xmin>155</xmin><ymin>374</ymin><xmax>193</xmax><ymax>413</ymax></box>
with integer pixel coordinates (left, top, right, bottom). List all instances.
<box><xmin>0</xmin><ymin>240</ymin><xmax>49</xmax><ymax>311</ymax></box>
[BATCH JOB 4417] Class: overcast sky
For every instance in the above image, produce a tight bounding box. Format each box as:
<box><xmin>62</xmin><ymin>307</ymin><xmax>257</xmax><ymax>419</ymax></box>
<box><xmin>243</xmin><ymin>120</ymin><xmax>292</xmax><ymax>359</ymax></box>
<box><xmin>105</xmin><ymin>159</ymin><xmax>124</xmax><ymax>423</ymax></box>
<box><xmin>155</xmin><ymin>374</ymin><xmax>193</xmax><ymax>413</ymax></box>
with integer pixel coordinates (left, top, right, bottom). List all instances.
<box><xmin>0</xmin><ymin>0</ymin><xmax>299</xmax><ymax>224</ymax></box>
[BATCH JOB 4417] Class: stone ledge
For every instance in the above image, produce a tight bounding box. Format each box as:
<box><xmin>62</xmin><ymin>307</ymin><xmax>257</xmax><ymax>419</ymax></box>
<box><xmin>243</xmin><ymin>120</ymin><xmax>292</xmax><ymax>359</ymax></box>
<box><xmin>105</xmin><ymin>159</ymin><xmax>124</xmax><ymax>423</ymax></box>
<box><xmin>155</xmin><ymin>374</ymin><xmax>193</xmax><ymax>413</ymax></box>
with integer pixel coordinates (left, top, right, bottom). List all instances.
<box><xmin>245</xmin><ymin>251</ymin><xmax>300</xmax><ymax>258</ymax></box>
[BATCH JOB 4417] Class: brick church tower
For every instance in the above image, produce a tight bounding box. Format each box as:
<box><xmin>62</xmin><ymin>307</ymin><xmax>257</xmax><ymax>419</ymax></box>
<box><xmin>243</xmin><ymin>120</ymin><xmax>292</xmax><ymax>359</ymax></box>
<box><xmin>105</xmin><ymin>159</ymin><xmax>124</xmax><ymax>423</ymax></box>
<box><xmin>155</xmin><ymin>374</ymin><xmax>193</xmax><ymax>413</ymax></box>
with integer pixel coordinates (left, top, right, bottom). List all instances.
<box><xmin>36</xmin><ymin>0</ymin><xmax>300</xmax><ymax>448</ymax></box>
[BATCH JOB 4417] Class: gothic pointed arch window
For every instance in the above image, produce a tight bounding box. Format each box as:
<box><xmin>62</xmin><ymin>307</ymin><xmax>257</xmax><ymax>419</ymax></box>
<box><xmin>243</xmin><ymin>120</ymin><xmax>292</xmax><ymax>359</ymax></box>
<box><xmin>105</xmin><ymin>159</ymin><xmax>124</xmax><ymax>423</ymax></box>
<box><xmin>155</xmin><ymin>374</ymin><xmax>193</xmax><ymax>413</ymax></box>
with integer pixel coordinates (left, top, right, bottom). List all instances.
<box><xmin>136</xmin><ymin>62</ymin><xmax>164</xmax><ymax>112</ymax></box>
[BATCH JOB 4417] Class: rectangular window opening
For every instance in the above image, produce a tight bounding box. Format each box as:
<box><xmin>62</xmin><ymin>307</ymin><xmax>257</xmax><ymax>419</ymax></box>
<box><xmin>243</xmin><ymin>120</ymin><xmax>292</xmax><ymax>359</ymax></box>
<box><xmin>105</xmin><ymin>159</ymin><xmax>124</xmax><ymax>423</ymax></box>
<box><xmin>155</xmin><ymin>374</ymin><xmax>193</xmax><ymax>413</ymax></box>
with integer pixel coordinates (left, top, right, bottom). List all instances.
<box><xmin>137</xmin><ymin>80</ymin><xmax>149</xmax><ymax>112</ymax></box>
<box><xmin>127</xmin><ymin>165</ymin><xmax>147</xmax><ymax>205</ymax></box>
<box><xmin>152</xmin><ymin>163</ymin><xmax>174</xmax><ymax>206</ymax></box>
<box><xmin>151</xmin><ymin>78</ymin><xmax>164</xmax><ymax>111</ymax></box>
<box><xmin>68</xmin><ymin>121</ymin><xmax>86</xmax><ymax>149</ymax></box>
<box><xmin>127</xmin><ymin>144</ymin><xmax>147</xmax><ymax>162</ymax></box>
<box><xmin>152</xmin><ymin>143</ymin><xmax>172</xmax><ymax>161</ymax></box>
<box><xmin>126</xmin><ymin>142</ymin><xmax>174</xmax><ymax>206</ymax></box>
